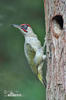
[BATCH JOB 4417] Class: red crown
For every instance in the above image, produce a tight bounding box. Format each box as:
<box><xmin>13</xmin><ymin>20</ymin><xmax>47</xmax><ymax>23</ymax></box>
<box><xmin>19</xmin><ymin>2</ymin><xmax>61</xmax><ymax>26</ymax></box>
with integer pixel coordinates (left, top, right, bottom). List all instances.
<box><xmin>20</xmin><ymin>24</ymin><xmax>31</xmax><ymax>27</ymax></box>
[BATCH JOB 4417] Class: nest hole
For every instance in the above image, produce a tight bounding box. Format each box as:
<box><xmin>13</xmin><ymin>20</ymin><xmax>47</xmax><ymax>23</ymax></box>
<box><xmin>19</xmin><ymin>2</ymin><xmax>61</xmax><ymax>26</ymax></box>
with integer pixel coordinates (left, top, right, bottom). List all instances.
<box><xmin>52</xmin><ymin>15</ymin><xmax>63</xmax><ymax>29</ymax></box>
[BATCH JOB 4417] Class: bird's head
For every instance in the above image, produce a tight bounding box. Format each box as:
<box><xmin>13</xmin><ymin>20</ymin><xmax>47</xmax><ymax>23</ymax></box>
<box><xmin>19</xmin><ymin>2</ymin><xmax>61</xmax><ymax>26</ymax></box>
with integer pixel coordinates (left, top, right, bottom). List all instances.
<box><xmin>12</xmin><ymin>24</ymin><xmax>33</xmax><ymax>36</ymax></box>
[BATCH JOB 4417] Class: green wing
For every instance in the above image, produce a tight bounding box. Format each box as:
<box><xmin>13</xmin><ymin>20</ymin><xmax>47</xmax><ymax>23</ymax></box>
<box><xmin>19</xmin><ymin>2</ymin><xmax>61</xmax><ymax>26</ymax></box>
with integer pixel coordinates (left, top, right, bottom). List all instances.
<box><xmin>26</xmin><ymin>43</ymin><xmax>38</xmax><ymax>74</ymax></box>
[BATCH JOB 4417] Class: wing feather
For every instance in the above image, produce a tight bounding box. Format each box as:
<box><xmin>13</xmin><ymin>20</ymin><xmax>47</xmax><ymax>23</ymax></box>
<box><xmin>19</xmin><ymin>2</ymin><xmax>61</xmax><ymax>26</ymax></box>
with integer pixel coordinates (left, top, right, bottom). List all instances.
<box><xmin>24</xmin><ymin>43</ymin><xmax>37</xmax><ymax>74</ymax></box>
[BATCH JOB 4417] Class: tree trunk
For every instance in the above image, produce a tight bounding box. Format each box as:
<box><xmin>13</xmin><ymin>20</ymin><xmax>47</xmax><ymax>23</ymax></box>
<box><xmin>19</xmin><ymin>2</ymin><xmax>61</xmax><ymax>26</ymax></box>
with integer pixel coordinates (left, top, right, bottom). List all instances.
<box><xmin>44</xmin><ymin>0</ymin><xmax>66</xmax><ymax>100</ymax></box>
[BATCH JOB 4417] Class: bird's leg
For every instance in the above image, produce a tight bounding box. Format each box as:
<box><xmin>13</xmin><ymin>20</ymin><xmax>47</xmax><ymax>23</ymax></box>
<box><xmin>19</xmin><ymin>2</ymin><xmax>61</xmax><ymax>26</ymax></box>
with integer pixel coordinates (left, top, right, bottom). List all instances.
<box><xmin>43</xmin><ymin>55</ymin><xmax>46</xmax><ymax>60</ymax></box>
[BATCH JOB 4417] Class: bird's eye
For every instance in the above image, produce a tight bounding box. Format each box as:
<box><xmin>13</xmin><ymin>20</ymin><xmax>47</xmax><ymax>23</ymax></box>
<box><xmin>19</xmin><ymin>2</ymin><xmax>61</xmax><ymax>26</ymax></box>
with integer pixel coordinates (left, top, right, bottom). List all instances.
<box><xmin>21</xmin><ymin>25</ymin><xmax>28</xmax><ymax>30</ymax></box>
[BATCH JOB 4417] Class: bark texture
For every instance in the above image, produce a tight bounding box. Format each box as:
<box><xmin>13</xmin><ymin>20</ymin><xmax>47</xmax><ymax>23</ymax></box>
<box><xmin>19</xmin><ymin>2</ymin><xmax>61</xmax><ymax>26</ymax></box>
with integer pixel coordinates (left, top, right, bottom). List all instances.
<box><xmin>44</xmin><ymin>0</ymin><xmax>66</xmax><ymax>100</ymax></box>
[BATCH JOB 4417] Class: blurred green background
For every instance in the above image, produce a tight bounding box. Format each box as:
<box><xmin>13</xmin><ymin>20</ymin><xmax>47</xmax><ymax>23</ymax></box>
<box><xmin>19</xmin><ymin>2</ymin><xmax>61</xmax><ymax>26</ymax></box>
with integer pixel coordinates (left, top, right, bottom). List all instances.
<box><xmin>0</xmin><ymin>0</ymin><xmax>46</xmax><ymax>100</ymax></box>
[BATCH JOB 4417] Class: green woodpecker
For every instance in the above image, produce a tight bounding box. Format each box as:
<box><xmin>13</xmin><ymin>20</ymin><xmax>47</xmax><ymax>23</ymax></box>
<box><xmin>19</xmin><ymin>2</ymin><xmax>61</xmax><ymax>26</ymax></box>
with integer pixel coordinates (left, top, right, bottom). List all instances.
<box><xmin>12</xmin><ymin>24</ymin><xmax>46</xmax><ymax>87</ymax></box>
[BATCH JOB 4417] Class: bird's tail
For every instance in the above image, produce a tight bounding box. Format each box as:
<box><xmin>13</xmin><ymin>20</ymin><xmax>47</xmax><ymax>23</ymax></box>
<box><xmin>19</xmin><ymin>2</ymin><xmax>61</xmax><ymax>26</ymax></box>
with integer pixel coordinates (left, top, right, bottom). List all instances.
<box><xmin>38</xmin><ymin>72</ymin><xmax>47</xmax><ymax>87</ymax></box>
<box><xmin>37</xmin><ymin>62</ymin><xmax>47</xmax><ymax>87</ymax></box>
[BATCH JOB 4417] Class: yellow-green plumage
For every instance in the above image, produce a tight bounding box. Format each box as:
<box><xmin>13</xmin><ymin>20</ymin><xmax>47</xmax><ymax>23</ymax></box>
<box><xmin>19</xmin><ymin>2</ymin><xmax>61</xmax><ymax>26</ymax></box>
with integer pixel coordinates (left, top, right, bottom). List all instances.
<box><xmin>12</xmin><ymin>24</ymin><xmax>46</xmax><ymax>87</ymax></box>
<box><xmin>24</xmin><ymin>35</ymin><xmax>46</xmax><ymax>87</ymax></box>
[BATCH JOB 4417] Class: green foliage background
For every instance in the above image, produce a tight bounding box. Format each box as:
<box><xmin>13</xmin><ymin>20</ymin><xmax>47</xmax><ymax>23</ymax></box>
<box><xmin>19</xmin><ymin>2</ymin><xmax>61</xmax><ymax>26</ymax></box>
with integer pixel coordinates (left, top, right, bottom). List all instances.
<box><xmin>0</xmin><ymin>0</ymin><xmax>46</xmax><ymax>100</ymax></box>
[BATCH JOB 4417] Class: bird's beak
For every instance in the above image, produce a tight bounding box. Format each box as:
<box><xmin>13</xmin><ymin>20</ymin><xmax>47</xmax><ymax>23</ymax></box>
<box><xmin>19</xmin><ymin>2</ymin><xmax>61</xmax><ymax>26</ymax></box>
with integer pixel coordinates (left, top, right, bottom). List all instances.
<box><xmin>11</xmin><ymin>24</ymin><xmax>20</xmax><ymax>29</ymax></box>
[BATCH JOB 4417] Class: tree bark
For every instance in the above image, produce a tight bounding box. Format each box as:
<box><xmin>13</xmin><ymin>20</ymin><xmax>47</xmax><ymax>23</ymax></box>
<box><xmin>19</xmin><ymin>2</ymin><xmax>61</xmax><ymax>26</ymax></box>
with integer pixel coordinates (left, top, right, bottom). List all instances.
<box><xmin>44</xmin><ymin>0</ymin><xmax>66</xmax><ymax>100</ymax></box>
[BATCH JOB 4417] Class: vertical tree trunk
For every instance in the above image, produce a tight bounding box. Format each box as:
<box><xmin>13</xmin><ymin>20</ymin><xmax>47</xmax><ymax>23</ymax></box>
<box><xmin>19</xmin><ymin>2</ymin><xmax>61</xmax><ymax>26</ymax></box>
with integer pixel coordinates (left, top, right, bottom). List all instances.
<box><xmin>44</xmin><ymin>0</ymin><xmax>66</xmax><ymax>100</ymax></box>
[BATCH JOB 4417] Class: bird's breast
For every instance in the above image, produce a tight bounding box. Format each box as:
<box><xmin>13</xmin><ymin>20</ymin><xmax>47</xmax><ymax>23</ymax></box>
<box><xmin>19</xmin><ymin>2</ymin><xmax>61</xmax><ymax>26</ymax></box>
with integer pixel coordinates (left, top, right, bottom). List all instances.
<box><xmin>25</xmin><ymin>37</ymin><xmax>41</xmax><ymax>51</ymax></box>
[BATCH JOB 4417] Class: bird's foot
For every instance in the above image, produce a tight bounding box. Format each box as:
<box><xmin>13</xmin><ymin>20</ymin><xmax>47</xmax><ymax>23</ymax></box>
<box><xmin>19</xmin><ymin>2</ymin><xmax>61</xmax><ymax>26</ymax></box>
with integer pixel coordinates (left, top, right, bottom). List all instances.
<box><xmin>43</xmin><ymin>55</ymin><xmax>46</xmax><ymax>60</ymax></box>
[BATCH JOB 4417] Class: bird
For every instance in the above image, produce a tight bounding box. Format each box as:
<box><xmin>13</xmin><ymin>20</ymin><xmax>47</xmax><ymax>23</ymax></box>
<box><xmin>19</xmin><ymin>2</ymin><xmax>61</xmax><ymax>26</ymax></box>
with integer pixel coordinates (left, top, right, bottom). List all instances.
<box><xmin>12</xmin><ymin>24</ymin><xmax>46</xmax><ymax>87</ymax></box>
